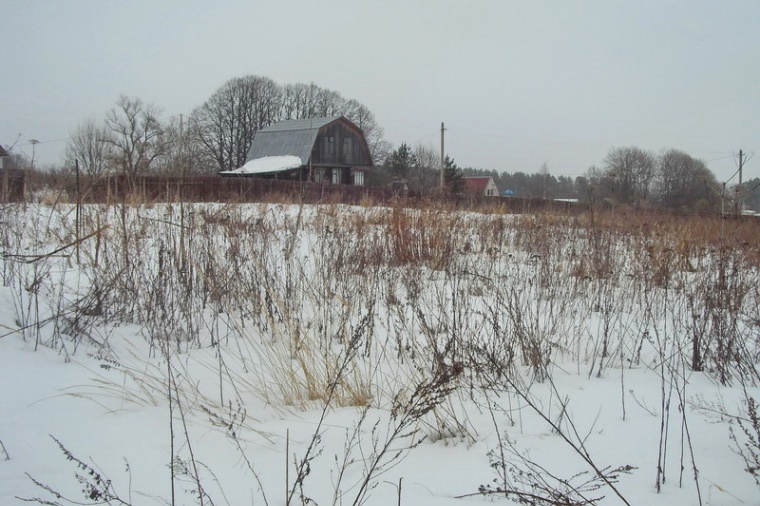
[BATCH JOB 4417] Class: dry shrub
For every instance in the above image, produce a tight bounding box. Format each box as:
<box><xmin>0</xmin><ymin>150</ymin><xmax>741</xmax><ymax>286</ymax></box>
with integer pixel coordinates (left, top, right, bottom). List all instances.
<box><xmin>385</xmin><ymin>206</ymin><xmax>459</xmax><ymax>270</ymax></box>
<box><xmin>358</xmin><ymin>194</ymin><xmax>376</xmax><ymax>208</ymax></box>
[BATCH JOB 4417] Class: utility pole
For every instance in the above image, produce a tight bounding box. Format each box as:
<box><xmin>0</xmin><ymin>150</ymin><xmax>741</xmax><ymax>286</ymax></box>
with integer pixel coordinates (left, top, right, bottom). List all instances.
<box><xmin>179</xmin><ymin>114</ymin><xmax>185</xmax><ymax>175</ymax></box>
<box><xmin>440</xmin><ymin>122</ymin><xmax>446</xmax><ymax>192</ymax></box>
<box><xmin>736</xmin><ymin>149</ymin><xmax>745</xmax><ymax>215</ymax></box>
<box><xmin>1</xmin><ymin>151</ymin><xmax>6</xmax><ymax>204</ymax></box>
<box><xmin>29</xmin><ymin>139</ymin><xmax>39</xmax><ymax>171</ymax></box>
<box><xmin>75</xmin><ymin>159</ymin><xmax>81</xmax><ymax>263</ymax></box>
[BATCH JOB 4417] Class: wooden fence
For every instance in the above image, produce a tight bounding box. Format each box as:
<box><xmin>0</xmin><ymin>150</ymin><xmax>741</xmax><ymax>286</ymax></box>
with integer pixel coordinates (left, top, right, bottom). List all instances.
<box><xmin>66</xmin><ymin>175</ymin><xmax>585</xmax><ymax>212</ymax></box>
<box><xmin>81</xmin><ymin>175</ymin><xmax>404</xmax><ymax>205</ymax></box>
<box><xmin>18</xmin><ymin>172</ymin><xmax>744</xmax><ymax>218</ymax></box>
<box><xmin>18</xmin><ymin>172</ymin><xmax>592</xmax><ymax>214</ymax></box>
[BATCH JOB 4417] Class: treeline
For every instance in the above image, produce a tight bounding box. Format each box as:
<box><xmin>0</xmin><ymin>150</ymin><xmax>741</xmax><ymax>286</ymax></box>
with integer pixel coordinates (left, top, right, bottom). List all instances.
<box><xmin>741</xmin><ymin>177</ymin><xmax>760</xmax><ymax>211</ymax></box>
<box><xmin>367</xmin><ymin>143</ymin><xmax>464</xmax><ymax>194</ymax></box>
<box><xmin>461</xmin><ymin>167</ymin><xmax>579</xmax><ymax>200</ymax></box>
<box><xmin>362</xmin><ymin>141</ymin><xmax>745</xmax><ymax>213</ymax></box>
<box><xmin>464</xmin><ymin>147</ymin><xmax>734</xmax><ymax>213</ymax></box>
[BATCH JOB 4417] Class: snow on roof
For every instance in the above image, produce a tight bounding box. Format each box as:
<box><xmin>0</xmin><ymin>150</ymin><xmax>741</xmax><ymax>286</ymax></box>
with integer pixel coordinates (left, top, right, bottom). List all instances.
<box><xmin>219</xmin><ymin>155</ymin><xmax>303</xmax><ymax>175</ymax></box>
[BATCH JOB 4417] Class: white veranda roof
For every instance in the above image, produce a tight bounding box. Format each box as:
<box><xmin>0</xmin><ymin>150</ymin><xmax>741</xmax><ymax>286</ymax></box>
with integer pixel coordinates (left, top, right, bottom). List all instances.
<box><xmin>220</xmin><ymin>155</ymin><xmax>302</xmax><ymax>175</ymax></box>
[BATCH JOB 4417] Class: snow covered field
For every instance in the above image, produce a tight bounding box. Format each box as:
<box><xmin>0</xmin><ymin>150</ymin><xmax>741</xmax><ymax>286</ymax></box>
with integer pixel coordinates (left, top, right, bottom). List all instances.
<box><xmin>1</xmin><ymin>201</ymin><xmax>758</xmax><ymax>505</ymax></box>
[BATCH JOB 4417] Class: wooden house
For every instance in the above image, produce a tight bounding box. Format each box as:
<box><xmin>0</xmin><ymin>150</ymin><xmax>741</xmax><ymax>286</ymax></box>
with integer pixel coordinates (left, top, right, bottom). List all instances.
<box><xmin>464</xmin><ymin>176</ymin><xmax>499</xmax><ymax>197</ymax></box>
<box><xmin>220</xmin><ymin>116</ymin><xmax>373</xmax><ymax>185</ymax></box>
<box><xmin>0</xmin><ymin>145</ymin><xmax>8</xmax><ymax>169</ymax></box>
<box><xmin>1</xmin><ymin>145</ymin><xmax>25</xmax><ymax>202</ymax></box>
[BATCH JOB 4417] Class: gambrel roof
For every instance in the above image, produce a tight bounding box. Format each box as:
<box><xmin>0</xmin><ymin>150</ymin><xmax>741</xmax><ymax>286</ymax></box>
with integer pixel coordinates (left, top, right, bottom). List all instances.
<box><xmin>245</xmin><ymin>116</ymin><xmax>341</xmax><ymax>165</ymax></box>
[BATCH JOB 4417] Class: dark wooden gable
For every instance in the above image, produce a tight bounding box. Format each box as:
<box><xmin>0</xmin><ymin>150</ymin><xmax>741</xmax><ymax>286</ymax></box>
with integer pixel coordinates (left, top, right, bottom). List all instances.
<box><xmin>310</xmin><ymin>117</ymin><xmax>372</xmax><ymax>168</ymax></box>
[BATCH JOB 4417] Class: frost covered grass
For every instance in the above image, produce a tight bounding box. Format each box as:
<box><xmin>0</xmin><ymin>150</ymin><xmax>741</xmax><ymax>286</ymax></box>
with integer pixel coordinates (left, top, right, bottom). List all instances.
<box><xmin>1</xmin><ymin>199</ymin><xmax>759</xmax><ymax>505</ymax></box>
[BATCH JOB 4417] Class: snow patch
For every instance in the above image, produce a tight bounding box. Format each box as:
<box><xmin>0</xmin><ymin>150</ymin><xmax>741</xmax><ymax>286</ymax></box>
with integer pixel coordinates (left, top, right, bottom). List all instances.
<box><xmin>220</xmin><ymin>155</ymin><xmax>302</xmax><ymax>175</ymax></box>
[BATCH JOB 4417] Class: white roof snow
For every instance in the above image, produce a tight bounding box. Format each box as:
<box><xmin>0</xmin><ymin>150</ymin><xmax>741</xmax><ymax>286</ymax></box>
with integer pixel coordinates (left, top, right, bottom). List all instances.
<box><xmin>220</xmin><ymin>155</ymin><xmax>302</xmax><ymax>175</ymax></box>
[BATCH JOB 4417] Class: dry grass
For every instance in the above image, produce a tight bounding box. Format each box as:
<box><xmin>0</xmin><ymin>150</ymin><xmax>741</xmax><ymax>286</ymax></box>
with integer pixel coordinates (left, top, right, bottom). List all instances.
<box><xmin>2</xmin><ymin>197</ymin><xmax>758</xmax><ymax>431</ymax></box>
<box><xmin>4</xmin><ymin>195</ymin><xmax>760</xmax><ymax>504</ymax></box>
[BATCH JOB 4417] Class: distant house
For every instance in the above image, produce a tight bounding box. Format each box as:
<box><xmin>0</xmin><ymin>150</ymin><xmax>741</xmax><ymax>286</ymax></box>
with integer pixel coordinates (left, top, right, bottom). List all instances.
<box><xmin>464</xmin><ymin>176</ymin><xmax>499</xmax><ymax>197</ymax></box>
<box><xmin>1</xmin><ymin>145</ymin><xmax>24</xmax><ymax>202</ymax></box>
<box><xmin>220</xmin><ymin>116</ymin><xmax>373</xmax><ymax>186</ymax></box>
<box><xmin>0</xmin><ymin>144</ymin><xmax>8</xmax><ymax>169</ymax></box>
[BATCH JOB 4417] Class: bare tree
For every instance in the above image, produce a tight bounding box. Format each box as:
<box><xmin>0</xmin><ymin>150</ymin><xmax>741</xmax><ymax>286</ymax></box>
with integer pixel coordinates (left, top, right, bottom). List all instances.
<box><xmin>189</xmin><ymin>76</ymin><xmax>389</xmax><ymax>172</ymax></box>
<box><xmin>280</xmin><ymin>83</ymin><xmax>313</xmax><ymax>120</ymax></box>
<box><xmin>149</xmin><ymin>117</ymin><xmax>207</xmax><ymax>176</ymax></box>
<box><xmin>64</xmin><ymin>118</ymin><xmax>113</xmax><ymax>179</ymax></box>
<box><xmin>409</xmin><ymin>144</ymin><xmax>440</xmax><ymax>193</ymax></box>
<box><xmin>104</xmin><ymin>95</ymin><xmax>169</xmax><ymax>177</ymax></box>
<box><xmin>540</xmin><ymin>162</ymin><xmax>550</xmax><ymax>200</ymax></box>
<box><xmin>312</xmin><ymin>87</ymin><xmax>345</xmax><ymax>117</ymax></box>
<box><xmin>281</xmin><ymin>86</ymin><xmax>390</xmax><ymax>163</ymax></box>
<box><xmin>189</xmin><ymin>75</ymin><xmax>282</xmax><ymax>172</ymax></box>
<box><xmin>653</xmin><ymin>149</ymin><xmax>719</xmax><ymax>211</ymax></box>
<box><xmin>602</xmin><ymin>146</ymin><xmax>655</xmax><ymax>206</ymax></box>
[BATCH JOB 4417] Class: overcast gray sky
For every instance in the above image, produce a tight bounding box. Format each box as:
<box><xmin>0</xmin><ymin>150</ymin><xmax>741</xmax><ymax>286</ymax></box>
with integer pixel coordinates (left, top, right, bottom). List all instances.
<box><xmin>2</xmin><ymin>0</ymin><xmax>758</xmax><ymax>181</ymax></box>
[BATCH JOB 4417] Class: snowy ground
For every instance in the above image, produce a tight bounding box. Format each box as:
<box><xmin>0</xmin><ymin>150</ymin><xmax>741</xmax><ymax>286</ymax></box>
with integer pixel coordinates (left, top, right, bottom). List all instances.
<box><xmin>0</xmin><ymin>202</ymin><xmax>758</xmax><ymax>505</ymax></box>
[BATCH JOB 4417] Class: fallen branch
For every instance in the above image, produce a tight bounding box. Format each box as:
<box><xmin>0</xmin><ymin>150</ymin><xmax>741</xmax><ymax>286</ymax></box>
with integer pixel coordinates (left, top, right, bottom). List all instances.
<box><xmin>3</xmin><ymin>225</ymin><xmax>109</xmax><ymax>264</ymax></box>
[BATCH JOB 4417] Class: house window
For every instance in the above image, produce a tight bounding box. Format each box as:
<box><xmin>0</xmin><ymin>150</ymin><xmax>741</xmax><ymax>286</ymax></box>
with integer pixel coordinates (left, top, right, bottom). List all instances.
<box><xmin>343</xmin><ymin>138</ymin><xmax>353</xmax><ymax>161</ymax></box>
<box><xmin>314</xmin><ymin>168</ymin><xmax>323</xmax><ymax>183</ymax></box>
<box><xmin>353</xmin><ymin>170</ymin><xmax>364</xmax><ymax>186</ymax></box>
<box><xmin>332</xmin><ymin>168</ymin><xmax>342</xmax><ymax>184</ymax></box>
<box><xmin>326</xmin><ymin>136</ymin><xmax>336</xmax><ymax>156</ymax></box>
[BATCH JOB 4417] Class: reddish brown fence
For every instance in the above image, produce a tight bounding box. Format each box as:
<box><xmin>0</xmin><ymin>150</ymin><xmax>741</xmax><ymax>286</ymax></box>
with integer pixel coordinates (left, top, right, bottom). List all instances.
<box><xmin>26</xmin><ymin>172</ymin><xmax>591</xmax><ymax>214</ymax></box>
<box><xmin>22</xmin><ymin>172</ymin><xmax>741</xmax><ymax>217</ymax></box>
<box><xmin>80</xmin><ymin>175</ymin><xmax>589</xmax><ymax>213</ymax></box>
<box><xmin>83</xmin><ymin>175</ymin><xmax>406</xmax><ymax>205</ymax></box>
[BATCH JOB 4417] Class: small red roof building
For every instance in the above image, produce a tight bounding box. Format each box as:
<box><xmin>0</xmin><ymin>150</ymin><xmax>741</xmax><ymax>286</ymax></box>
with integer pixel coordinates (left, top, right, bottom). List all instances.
<box><xmin>464</xmin><ymin>176</ymin><xmax>499</xmax><ymax>196</ymax></box>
